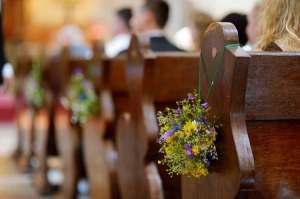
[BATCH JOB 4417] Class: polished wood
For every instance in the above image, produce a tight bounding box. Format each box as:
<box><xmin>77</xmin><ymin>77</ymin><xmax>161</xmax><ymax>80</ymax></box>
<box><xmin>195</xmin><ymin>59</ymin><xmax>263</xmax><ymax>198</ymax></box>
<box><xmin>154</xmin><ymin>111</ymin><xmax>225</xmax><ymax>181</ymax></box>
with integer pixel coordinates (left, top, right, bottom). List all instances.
<box><xmin>116</xmin><ymin>35</ymin><xmax>157</xmax><ymax>199</ymax></box>
<box><xmin>52</xmin><ymin>50</ymin><xmax>91</xmax><ymax>198</ymax></box>
<box><xmin>245</xmin><ymin>52</ymin><xmax>300</xmax><ymax>198</ymax></box>
<box><xmin>116</xmin><ymin>34</ymin><xmax>206</xmax><ymax>199</ymax></box>
<box><xmin>181</xmin><ymin>22</ymin><xmax>254</xmax><ymax>199</ymax></box>
<box><xmin>51</xmin><ymin>48</ymin><xmax>117</xmax><ymax>199</ymax></box>
<box><xmin>15</xmin><ymin>56</ymin><xmax>34</xmax><ymax>172</ymax></box>
<box><xmin>182</xmin><ymin>23</ymin><xmax>300</xmax><ymax>198</ymax></box>
<box><xmin>14</xmin><ymin>55</ymin><xmax>54</xmax><ymax>194</ymax></box>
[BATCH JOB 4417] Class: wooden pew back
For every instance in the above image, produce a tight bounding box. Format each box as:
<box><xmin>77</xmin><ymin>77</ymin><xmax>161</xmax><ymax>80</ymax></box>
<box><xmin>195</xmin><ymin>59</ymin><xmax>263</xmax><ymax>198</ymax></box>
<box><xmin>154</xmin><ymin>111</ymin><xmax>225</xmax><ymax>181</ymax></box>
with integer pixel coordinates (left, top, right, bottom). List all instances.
<box><xmin>245</xmin><ymin>51</ymin><xmax>300</xmax><ymax>198</ymax></box>
<box><xmin>116</xmin><ymin>24</ymin><xmax>252</xmax><ymax>199</ymax></box>
<box><xmin>181</xmin><ymin>22</ymin><xmax>254</xmax><ymax>199</ymax></box>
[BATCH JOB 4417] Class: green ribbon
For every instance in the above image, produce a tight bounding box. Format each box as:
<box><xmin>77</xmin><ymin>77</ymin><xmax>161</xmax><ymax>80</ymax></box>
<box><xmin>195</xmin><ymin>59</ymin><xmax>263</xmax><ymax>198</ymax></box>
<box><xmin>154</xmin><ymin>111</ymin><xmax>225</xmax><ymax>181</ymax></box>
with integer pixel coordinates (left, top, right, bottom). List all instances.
<box><xmin>198</xmin><ymin>43</ymin><xmax>239</xmax><ymax>102</ymax></box>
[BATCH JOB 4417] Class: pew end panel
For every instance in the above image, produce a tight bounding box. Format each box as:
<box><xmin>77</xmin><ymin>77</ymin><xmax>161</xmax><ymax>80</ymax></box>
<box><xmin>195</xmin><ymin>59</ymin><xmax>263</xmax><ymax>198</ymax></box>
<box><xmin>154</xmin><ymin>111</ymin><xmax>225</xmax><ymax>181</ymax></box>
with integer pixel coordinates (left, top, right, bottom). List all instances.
<box><xmin>116</xmin><ymin>34</ymin><xmax>164</xmax><ymax>199</ymax></box>
<box><xmin>181</xmin><ymin>22</ymin><xmax>254</xmax><ymax>199</ymax></box>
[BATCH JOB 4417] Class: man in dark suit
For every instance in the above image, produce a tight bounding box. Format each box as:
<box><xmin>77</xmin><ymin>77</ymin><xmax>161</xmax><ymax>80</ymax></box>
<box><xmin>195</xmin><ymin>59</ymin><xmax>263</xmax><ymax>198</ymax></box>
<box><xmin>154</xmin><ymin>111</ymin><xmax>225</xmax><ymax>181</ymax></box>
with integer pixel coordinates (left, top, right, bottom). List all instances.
<box><xmin>131</xmin><ymin>0</ymin><xmax>183</xmax><ymax>52</ymax></box>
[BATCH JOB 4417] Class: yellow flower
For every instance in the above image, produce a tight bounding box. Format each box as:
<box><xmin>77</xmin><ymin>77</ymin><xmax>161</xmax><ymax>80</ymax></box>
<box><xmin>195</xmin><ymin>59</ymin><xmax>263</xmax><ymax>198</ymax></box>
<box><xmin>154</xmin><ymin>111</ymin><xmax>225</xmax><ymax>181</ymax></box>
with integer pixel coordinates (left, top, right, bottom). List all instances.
<box><xmin>183</xmin><ymin>121</ymin><xmax>192</xmax><ymax>132</ymax></box>
<box><xmin>192</xmin><ymin>145</ymin><xmax>200</xmax><ymax>155</ymax></box>
<box><xmin>183</xmin><ymin>105</ymin><xmax>189</xmax><ymax>111</ymax></box>
<box><xmin>185</xmin><ymin>130</ymin><xmax>192</xmax><ymax>137</ymax></box>
<box><xmin>175</xmin><ymin>131</ymin><xmax>185</xmax><ymax>138</ymax></box>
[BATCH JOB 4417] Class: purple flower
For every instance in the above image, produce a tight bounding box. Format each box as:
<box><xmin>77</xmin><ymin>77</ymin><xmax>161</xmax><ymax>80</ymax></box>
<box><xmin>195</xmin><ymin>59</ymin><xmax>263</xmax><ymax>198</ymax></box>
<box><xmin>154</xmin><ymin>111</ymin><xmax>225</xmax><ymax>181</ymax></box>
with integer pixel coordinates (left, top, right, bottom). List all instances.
<box><xmin>181</xmin><ymin>162</ymin><xmax>186</xmax><ymax>168</ymax></box>
<box><xmin>201</xmin><ymin>102</ymin><xmax>210</xmax><ymax>109</ymax></box>
<box><xmin>184</xmin><ymin>144</ymin><xmax>193</xmax><ymax>158</ymax></box>
<box><xmin>83</xmin><ymin>81</ymin><xmax>92</xmax><ymax>90</ymax></box>
<box><xmin>206</xmin><ymin>127</ymin><xmax>216</xmax><ymax>135</ymax></box>
<box><xmin>187</xmin><ymin>93</ymin><xmax>194</xmax><ymax>101</ymax></box>
<box><xmin>157</xmin><ymin>138</ymin><xmax>163</xmax><ymax>144</ymax></box>
<box><xmin>158</xmin><ymin>129</ymin><xmax>175</xmax><ymax>144</ymax></box>
<box><xmin>177</xmin><ymin>108</ymin><xmax>183</xmax><ymax>114</ymax></box>
<box><xmin>170</xmin><ymin>120</ymin><xmax>175</xmax><ymax>125</ymax></box>
<box><xmin>74</xmin><ymin>67</ymin><xmax>82</xmax><ymax>74</ymax></box>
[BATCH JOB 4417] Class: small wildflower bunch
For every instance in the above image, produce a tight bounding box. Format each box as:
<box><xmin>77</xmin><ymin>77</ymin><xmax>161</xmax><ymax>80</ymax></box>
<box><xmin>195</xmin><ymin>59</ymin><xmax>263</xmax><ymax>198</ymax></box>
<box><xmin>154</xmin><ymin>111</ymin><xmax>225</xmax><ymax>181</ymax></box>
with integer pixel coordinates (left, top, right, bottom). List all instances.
<box><xmin>66</xmin><ymin>68</ymin><xmax>100</xmax><ymax>126</ymax></box>
<box><xmin>24</xmin><ymin>62</ymin><xmax>45</xmax><ymax>109</ymax></box>
<box><xmin>157</xmin><ymin>91</ymin><xmax>220</xmax><ymax>178</ymax></box>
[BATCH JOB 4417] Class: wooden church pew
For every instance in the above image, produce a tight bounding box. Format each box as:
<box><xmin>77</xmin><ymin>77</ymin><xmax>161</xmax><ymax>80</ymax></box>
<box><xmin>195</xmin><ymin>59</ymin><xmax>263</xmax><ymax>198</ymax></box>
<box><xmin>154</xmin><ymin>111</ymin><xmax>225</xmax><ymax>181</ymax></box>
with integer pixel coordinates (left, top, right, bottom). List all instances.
<box><xmin>182</xmin><ymin>22</ymin><xmax>300</xmax><ymax>198</ymax></box>
<box><xmin>14</xmin><ymin>54</ymin><xmax>54</xmax><ymax>194</ymax></box>
<box><xmin>116</xmin><ymin>34</ymin><xmax>205</xmax><ymax>199</ymax></box>
<box><xmin>14</xmin><ymin>55</ymin><xmax>34</xmax><ymax>172</ymax></box>
<box><xmin>181</xmin><ymin>22</ymin><xmax>253</xmax><ymax>199</ymax></box>
<box><xmin>244</xmin><ymin>51</ymin><xmax>300</xmax><ymax>198</ymax></box>
<box><xmin>52</xmin><ymin>48</ymin><xmax>97</xmax><ymax>199</ymax></box>
<box><xmin>83</xmin><ymin>55</ymin><xmax>128</xmax><ymax>199</ymax></box>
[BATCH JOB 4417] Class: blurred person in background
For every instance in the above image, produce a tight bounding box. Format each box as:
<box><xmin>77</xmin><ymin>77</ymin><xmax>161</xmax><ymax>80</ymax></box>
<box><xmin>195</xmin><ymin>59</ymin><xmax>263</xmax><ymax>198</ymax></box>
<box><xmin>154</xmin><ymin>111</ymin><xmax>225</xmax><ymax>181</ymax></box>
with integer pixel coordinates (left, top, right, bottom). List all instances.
<box><xmin>189</xmin><ymin>11</ymin><xmax>214</xmax><ymax>51</ymax></box>
<box><xmin>131</xmin><ymin>0</ymin><xmax>183</xmax><ymax>52</ymax></box>
<box><xmin>258</xmin><ymin>0</ymin><xmax>300</xmax><ymax>51</ymax></box>
<box><xmin>105</xmin><ymin>8</ymin><xmax>132</xmax><ymax>57</ymax></box>
<box><xmin>221</xmin><ymin>13</ymin><xmax>248</xmax><ymax>46</ymax></box>
<box><xmin>243</xmin><ymin>0</ymin><xmax>264</xmax><ymax>51</ymax></box>
<box><xmin>54</xmin><ymin>23</ymin><xmax>92</xmax><ymax>59</ymax></box>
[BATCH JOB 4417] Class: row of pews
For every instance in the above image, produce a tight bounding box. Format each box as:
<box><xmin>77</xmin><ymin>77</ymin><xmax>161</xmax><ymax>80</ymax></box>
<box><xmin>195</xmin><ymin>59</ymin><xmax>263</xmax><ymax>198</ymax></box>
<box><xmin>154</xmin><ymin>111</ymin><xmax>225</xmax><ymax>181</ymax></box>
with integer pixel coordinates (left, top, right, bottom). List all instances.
<box><xmin>13</xmin><ymin>22</ymin><xmax>300</xmax><ymax>199</ymax></box>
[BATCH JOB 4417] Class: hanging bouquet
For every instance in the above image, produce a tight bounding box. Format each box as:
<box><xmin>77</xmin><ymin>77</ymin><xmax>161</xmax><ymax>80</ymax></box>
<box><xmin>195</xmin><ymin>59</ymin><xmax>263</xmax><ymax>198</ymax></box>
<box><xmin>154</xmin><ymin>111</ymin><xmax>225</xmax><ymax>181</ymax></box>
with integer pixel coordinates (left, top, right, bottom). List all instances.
<box><xmin>157</xmin><ymin>91</ymin><xmax>220</xmax><ymax>178</ymax></box>
<box><xmin>23</xmin><ymin>61</ymin><xmax>45</xmax><ymax>109</ymax></box>
<box><xmin>66</xmin><ymin>68</ymin><xmax>100</xmax><ymax>126</ymax></box>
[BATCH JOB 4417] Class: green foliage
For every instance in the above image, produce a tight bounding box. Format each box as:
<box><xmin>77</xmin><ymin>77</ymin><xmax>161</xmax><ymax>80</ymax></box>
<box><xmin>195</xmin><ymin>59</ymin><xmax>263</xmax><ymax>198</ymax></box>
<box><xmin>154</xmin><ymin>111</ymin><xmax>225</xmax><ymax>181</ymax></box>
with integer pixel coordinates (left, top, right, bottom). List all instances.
<box><xmin>24</xmin><ymin>61</ymin><xmax>45</xmax><ymax>108</ymax></box>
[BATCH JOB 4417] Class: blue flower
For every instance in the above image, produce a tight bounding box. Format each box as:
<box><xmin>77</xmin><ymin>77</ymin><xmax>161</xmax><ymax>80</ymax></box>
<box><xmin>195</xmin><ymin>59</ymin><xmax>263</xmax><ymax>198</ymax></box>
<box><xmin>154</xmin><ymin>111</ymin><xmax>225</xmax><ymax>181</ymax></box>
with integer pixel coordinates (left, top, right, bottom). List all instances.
<box><xmin>184</xmin><ymin>144</ymin><xmax>193</xmax><ymax>158</ymax></box>
<box><xmin>206</xmin><ymin>152</ymin><xmax>216</xmax><ymax>161</ymax></box>
<box><xmin>187</xmin><ymin>93</ymin><xmax>194</xmax><ymax>101</ymax></box>
<box><xmin>206</xmin><ymin>160</ymin><xmax>211</xmax><ymax>167</ymax></box>
<box><xmin>79</xmin><ymin>93</ymin><xmax>87</xmax><ymax>101</ymax></box>
<box><xmin>200</xmin><ymin>118</ymin><xmax>209</xmax><ymax>126</ymax></box>
<box><xmin>173</xmin><ymin>126</ymin><xmax>181</xmax><ymax>131</ymax></box>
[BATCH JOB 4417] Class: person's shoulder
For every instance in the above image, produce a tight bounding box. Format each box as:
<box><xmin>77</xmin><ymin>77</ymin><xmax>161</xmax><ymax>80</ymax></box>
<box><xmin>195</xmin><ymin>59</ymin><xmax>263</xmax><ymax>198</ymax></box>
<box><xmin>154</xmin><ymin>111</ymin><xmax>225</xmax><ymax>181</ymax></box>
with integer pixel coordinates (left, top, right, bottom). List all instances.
<box><xmin>150</xmin><ymin>36</ymin><xmax>184</xmax><ymax>52</ymax></box>
<box><xmin>262</xmin><ymin>42</ymin><xmax>283</xmax><ymax>52</ymax></box>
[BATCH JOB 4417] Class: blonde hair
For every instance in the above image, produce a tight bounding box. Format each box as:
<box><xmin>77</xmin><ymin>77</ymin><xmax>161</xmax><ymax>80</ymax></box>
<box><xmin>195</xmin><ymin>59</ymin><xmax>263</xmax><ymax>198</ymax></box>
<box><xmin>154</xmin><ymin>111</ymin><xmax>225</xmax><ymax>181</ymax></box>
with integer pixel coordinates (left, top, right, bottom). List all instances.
<box><xmin>189</xmin><ymin>11</ymin><xmax>214</xmax><ymax>50</ymax></box>
<box><xmin>259</xmin><ymin>0</ymin><xmax>300</xmax><ymax>50</ymax></box>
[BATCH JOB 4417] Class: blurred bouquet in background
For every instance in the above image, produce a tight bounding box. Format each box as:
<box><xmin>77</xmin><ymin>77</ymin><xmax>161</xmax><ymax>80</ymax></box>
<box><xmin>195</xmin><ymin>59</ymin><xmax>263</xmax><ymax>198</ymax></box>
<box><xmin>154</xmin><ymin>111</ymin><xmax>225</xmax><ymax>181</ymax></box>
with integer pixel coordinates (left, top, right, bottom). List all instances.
<box><xmin>24</xmin><ymin>61</ymin><xmax>45</xmax><ymax>109</ymax></box>
<box><xmin>66</xmin><ymin>68</ymin><xmax>99</xmax><ymax>126</ymax></box>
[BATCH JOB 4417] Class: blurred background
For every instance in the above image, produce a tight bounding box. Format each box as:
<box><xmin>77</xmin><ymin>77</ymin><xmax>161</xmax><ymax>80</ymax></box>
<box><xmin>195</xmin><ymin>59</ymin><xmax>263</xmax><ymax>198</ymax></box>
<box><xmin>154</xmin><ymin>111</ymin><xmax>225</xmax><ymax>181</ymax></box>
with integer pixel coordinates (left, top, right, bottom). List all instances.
<box><xmin>4</xmin><ymin>0</ymin><xmax>258</xmax><ymax>62</ymax></box>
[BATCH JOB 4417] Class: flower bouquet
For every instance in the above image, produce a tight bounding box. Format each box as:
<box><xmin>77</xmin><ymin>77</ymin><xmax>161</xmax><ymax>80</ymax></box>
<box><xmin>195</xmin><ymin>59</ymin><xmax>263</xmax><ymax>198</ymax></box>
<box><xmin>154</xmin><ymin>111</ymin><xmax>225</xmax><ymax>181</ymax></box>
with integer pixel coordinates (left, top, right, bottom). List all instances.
<box><xmin>157</xmin><ymin>91</ymin><xmax>220</xmax><ymax>178</ymax></box>
<box><xmin>66</xmin><ymin>68</ymin><xmax>99</xmax><ymax>126</ymax></box>
<box><xmin>24</xmin><ymin>62</ymin><xmax>45</xmax><ymax>109</ymax></box>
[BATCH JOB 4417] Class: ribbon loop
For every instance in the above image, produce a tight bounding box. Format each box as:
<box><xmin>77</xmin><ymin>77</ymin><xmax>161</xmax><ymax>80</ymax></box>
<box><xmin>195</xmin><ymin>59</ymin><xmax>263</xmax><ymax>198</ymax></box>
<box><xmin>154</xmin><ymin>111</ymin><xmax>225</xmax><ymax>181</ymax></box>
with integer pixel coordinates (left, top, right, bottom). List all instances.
<box><xmin>198</xmin><ymin>43</ymin><xmax>239</xmax><ymax>102</ymax></box>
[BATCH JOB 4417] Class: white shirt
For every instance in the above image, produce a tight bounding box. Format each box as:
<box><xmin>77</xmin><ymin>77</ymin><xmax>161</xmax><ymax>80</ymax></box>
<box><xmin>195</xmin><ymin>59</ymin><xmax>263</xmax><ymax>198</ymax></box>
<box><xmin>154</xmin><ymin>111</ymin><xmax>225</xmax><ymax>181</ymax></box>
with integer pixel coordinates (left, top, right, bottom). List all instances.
<box><xmin>145</xmin><ymin>29</ymin><xmax>164</xmax><ymax>38</ymax></box>
<box><xmin>104</xmin><ymin>34</ymin><xmax>131</xmax><ymax>57</ymax></box>
<box><xmin>2</xmin><ymin>63</ymin><xmax>14</xmax><ymax>78</ymax></box>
